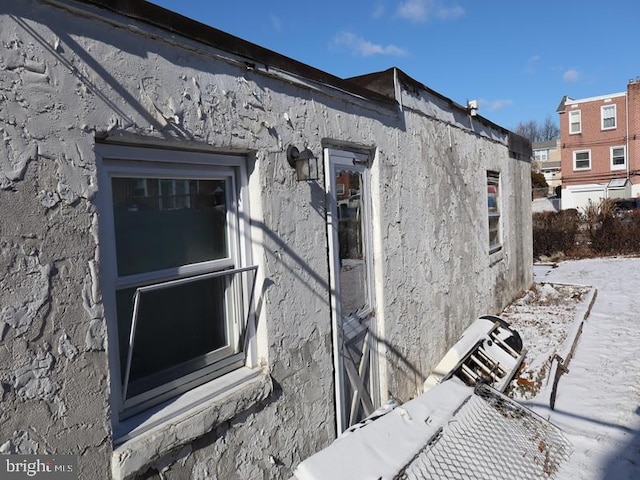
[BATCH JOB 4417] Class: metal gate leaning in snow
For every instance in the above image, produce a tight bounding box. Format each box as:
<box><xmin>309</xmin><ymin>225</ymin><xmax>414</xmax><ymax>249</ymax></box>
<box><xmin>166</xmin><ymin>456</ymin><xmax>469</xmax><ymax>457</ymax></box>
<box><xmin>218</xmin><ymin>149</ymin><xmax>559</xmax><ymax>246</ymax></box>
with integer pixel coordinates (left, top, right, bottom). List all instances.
<box><xmin>394</xmin><ymin>383</ymin><xmax>572</xmax><ymax>480</ymax></box>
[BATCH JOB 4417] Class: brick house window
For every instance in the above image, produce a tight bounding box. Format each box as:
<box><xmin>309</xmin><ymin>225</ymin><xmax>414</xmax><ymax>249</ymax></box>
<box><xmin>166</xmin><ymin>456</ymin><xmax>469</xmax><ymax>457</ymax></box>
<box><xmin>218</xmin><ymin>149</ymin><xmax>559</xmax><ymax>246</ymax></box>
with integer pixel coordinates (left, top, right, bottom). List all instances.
<box><xmin>611</xmin><ymin>146</ymin><xmax>626</xmax><ymax>170</ymax></box>
<box><xmin>601</xmin><ymin>104</ymin><xmax>617</xmax><ymax>130</ymax></box>
<box><xmin>573</xmin><ymin>150</ymin><xmax>591</xmax><ymax>170</ymax></box>
<box><xmin>569</xmin><ymin>110</ymin><xmax>581</xmax><ymax>134</ymax></box>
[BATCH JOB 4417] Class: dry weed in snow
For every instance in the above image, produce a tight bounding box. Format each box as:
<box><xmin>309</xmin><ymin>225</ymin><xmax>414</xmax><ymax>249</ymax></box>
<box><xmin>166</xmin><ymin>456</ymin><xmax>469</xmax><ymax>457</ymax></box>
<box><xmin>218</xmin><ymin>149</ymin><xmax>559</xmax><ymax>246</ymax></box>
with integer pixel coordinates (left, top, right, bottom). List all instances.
<box><xmin>500</xmin><ymin>282</ymin><xmax>592</xmax><ymax>400</ymax></box>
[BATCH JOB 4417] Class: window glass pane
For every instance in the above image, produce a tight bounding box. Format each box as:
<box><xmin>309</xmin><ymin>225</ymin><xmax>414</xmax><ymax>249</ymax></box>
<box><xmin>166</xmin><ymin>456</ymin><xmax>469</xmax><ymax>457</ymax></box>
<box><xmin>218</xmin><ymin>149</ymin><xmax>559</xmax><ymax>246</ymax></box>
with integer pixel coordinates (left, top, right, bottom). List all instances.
<box><xmin>570</xmin><ymin>111</ymin><xmax>581</xmax><ymax>133</ymax></box>
<box><xmin>117</xmin><ymin>275</ymin><xmax>229</xmax><ymax>398</ymax></box>
<box><xmin>488</xmin><ymin>190</ymin><xmax>498</xmax><ymax>211</ymax></box>
<box><xmin>488</xmin><ymin>216</ymin><xmax>500</xmax><ymax>247</ymax></box>
<box><xmin>602</xmin><ymin>106</ymin><xmax>616</xmax><ymax>128</ymax></box>
<box><xmin>488</xmin><ymin>179</ymin><xmax>499</xmax><ymax>209</ymax></box>
<box><xmin>612</xmin><ymin>148</ymin><xmax>625</xmax><ymax>165</ymax></box>
<box><xmin>487</xmin><ymin>173</ymin><xmax>500</xmax><ymax>250</ymax></box>
<box><xmin>336</xmin><ymin>169</ymin><xmax>367</xmax><ymax>316</ymax></box>
<box><xmin>534</xmin><ymin>150</ymin><xmax>549</xmax><ymax>161</ymax></box>
<box><xmin>112</xmin><ymin>178</ymin><xmax>228</xmax><ymax>276</ymax></box>
<box><xmin>575</xmin><ymin>151</ymin><xmax>590</xmax><ymax>169</ymax></box>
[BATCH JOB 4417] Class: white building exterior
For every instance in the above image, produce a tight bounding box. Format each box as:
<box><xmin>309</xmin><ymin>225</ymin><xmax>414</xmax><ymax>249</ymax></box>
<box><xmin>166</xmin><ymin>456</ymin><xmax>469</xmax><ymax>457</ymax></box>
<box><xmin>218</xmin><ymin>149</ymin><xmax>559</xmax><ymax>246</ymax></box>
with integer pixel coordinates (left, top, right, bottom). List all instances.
<box><xmin>0</xmin><ymin>1</ymin><xmax>533</xmax><ymax>479</ymax></box>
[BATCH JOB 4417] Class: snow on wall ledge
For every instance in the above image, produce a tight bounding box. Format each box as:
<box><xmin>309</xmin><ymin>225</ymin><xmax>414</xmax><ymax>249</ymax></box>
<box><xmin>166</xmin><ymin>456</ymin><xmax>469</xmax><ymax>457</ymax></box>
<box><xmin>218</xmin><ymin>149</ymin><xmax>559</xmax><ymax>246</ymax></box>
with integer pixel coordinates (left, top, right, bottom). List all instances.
<box><xmin>0</xmin><ymin>1</ymin><xmax>532</xmax><ymax>479</ymax></box>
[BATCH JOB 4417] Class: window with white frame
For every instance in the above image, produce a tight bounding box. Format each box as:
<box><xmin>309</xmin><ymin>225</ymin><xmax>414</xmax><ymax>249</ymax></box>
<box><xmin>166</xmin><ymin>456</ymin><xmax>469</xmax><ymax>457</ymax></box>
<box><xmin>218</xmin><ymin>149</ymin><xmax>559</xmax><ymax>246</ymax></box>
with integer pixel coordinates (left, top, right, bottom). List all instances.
<box><xmin>487</xmin><ymin>172</ymin><xmax>501</xmax><ymax>254</ymax></box>
<box><xmin>97</xmin><ymin>145</ymin><xmax>256</xmax><ymax>420</ymax></box>
<box><xmin>533</xmin><ymin>149</ymin><xmax>549</xmax><ymax>162</ymax></box>
<box><xmin>601</xmin><ymin>104</ymin><xmax>617</xmax><ymax>130</ymax></box>
<box><xmin>611</xmin><ymin>146</ymin><xmax>626</xmax><ymax>170</ymax></box>
<box><xmin>569</xmin><ymin>110</ymin><xmax>581</xmax><ymax>134</ymax></box>
<box><xmin>573</xmin><ymin>150</ymin><xmax>591</xmax><ymax>170</ymax></box>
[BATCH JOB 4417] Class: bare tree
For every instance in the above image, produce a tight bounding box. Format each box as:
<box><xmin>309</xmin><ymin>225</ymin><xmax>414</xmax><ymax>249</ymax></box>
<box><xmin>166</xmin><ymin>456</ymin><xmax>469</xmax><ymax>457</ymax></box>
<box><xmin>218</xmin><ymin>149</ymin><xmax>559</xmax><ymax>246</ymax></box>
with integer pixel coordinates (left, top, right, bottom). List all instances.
<box><xmin>515</xmin><ymin>120</ymin><xmax>539</xmax><ymax>143</ymax></box>
<box><xmin>514</xmin><ymin>115</ymin><xmax>559</xmax><ymax>143</ymax></box>
<box><xmin>540</xmin><ymin>116</ymin><xmax>560</xmax><ymax>141</ymax></box>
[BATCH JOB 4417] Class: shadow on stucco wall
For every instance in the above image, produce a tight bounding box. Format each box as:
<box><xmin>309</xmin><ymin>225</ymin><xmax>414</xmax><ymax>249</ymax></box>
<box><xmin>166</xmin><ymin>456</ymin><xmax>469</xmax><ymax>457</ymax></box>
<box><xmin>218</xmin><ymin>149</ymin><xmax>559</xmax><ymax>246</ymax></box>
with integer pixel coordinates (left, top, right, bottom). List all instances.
<box><xmin>12</xmin><ymin>15</ymin><xmax>169</xmax><ymax>134</ymax></box>
<box><xmin>371</xmin><ymin>330</ymin><xmax>427</xmax><ymax>403</ymax></box>
<box><xmin>136</xmin><ymin>378</ymin><xmax>287</xmax><ymax>480</ymax></box>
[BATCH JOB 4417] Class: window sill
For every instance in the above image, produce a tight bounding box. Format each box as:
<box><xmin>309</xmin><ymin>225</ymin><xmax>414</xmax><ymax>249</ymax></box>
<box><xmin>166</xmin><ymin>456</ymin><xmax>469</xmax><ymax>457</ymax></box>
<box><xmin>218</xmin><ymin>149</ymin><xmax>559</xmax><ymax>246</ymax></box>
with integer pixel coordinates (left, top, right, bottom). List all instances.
<box><xmin>489</xmin><ymin>247</ymin><xmax>503</xmax><ymax>266</ymax></box>
<box><xmin>111</xmin><ymin>367</ymin><xmax>272</xmax><ymax>480</ymax></box>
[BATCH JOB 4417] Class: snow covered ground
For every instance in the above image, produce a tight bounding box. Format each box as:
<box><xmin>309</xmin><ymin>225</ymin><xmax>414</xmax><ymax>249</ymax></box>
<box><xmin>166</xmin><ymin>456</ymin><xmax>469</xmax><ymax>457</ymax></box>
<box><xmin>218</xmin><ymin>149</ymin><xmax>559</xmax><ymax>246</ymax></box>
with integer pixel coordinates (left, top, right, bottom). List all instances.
<box><xmin>294</xmin><ymin>258</ymin><xmax>639</xmax><ymax>479</ymax></box>
<box><xmin>528</xmin><ymin>258</ymin><xmax>640</xmax><ymax>480</ymax></box>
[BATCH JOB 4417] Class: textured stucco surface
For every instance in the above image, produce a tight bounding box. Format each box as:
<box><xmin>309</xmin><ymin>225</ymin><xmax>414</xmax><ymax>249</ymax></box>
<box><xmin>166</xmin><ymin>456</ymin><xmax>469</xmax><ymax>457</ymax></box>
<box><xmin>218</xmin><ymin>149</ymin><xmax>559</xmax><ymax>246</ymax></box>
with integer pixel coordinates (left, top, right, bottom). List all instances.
<box><xmin>0</xmin><ymin>1</ymin><xmax>532</xmax><ymax>479</ymax></box>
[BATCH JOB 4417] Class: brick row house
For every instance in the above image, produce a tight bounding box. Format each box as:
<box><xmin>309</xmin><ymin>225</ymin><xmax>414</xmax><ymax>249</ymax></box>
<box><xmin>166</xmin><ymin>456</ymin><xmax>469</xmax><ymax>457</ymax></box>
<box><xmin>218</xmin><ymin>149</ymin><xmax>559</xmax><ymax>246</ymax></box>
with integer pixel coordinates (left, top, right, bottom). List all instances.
<box><xmin>557</xmin><ymin>78</ymin><xmax>640</xmax><ymax>209</ymax></box>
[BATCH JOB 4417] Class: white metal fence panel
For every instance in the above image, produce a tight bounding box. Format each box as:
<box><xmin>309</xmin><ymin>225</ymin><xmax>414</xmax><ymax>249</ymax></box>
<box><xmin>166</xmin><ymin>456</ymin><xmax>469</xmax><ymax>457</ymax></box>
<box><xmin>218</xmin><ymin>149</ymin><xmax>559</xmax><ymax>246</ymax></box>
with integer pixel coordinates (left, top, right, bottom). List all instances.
<box><xmin>395</xmin><ymin>383</ymin><xmax>572</xmax><ymax>480</ymax></box>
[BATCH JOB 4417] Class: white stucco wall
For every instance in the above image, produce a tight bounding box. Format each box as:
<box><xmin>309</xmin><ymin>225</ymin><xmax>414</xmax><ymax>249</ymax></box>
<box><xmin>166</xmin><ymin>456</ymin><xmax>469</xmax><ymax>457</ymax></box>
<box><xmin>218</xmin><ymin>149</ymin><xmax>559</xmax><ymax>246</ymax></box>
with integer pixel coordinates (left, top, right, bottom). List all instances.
<box><xmin>0</xmin><ymin>1</ymin><xmax>532</xmax><ymax>479</ymax></box>
<box><xmin>373</xmin><ymin>90</ymin><xmax>532</xmax><ymax>401</ymax></box>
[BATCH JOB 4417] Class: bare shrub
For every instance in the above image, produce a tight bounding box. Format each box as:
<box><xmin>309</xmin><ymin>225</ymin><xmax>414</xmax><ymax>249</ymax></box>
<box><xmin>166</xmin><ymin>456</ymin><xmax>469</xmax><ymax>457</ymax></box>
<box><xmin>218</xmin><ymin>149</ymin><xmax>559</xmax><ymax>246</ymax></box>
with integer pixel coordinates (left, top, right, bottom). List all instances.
<box><xmin>623</xmin><ymin>210</ymin><xmax>640</xmax><ymax>252</ymax></box>
<box><xmin>583</xmin><ymin>199</ymin><xmax>640</xmax><ymax>254</ymax></box>
<box><xmin>535</xmin><ymin>199</ymin><xmax>640</xmax><ymax>259</ymax></box>
<box><xmin>532</xmin><ymin>209</ymin><xmax>580</xmax><ymax>258</ymax></box>
<box><xmin>582</xmin><ymin>199</ymin><xmax>613</xmax><ymax>254</ymax></box>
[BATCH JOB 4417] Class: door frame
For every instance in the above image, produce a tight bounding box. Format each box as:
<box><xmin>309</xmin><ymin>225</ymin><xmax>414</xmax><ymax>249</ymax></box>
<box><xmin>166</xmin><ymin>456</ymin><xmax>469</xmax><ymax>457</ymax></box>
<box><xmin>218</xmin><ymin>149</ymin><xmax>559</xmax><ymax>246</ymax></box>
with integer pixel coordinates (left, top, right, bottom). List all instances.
<box><xmin>325</xmin><ymin>147</ymin><xmax>378</xmax><ymax>433</ymax></box>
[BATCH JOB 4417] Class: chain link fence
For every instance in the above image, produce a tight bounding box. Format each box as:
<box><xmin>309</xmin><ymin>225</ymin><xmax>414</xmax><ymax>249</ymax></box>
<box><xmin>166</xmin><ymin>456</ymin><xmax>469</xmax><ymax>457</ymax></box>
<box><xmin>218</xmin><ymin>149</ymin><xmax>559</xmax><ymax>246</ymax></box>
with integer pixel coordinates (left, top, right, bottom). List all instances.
<box><xmin>394</xmin><ymin>383</ymin><xmax>572</xmax><ymax>480</ymax></box>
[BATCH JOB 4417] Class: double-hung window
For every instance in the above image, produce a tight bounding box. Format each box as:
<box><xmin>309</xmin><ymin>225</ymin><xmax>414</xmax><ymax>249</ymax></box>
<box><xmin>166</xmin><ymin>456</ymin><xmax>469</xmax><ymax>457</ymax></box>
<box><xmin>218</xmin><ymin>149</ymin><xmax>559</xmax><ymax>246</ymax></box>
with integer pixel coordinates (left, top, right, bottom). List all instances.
<box><xmin>601</xmin><ymin>104</ymin><xmax>617</xmax><ymax>130</ymax></box>
<box><xmin>97</xmin><ymin>145</ymin><xmax>256</xmax><ymax>420</ymax></box>
<box><xmin>533</xmin><ymin>149</ymin><xmax>549</xmax><ymax>162</ymax></box>
<box><xmin>569</xmin><ymin>110</ymin><xmax>581</xmax><ymax>134</ymax></box>
<box><xmin>573</xmin><ymin>150</ymin><xmax>591</xmax><ymax>170</ymax></box>
<box><xmin>487</xmin><ymin>172</ymin><xmax>501</xmax><ymax>254</ymax></box>
<box><xmin>611</xmin><ymin>146</ymin><xmax>626</xmax><ymax>170</ymax></box>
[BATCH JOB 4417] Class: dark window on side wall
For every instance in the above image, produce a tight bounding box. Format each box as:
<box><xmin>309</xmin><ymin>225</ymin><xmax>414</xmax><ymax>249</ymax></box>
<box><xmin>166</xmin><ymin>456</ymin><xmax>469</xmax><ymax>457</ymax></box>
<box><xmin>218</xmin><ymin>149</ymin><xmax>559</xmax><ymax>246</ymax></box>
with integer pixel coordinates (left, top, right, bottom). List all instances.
<box><xmin>487</xmin><ymin>172</ymin><xmax>501</xmax><ymax>254</ymax></box>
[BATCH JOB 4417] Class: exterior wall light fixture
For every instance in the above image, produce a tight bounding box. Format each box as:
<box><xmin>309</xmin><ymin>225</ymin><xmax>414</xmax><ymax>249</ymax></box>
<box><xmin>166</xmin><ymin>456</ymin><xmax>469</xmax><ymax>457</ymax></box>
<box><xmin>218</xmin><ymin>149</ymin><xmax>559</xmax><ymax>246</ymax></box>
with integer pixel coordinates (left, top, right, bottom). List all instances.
<box><xmin>287</xmin><ymin>145</ymin><xmax>318</xmax><ymax>181</ymax></box>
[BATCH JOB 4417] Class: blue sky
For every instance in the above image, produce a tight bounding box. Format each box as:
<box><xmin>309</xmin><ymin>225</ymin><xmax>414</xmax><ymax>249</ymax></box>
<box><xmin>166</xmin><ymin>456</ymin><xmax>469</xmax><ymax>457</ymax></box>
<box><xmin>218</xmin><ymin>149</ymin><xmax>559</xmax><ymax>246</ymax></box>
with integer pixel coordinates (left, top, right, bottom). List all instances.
<box><xmin>148</xmin><ymin>0</ymin><xmax>639</xmax><ymax>131</ymax></box>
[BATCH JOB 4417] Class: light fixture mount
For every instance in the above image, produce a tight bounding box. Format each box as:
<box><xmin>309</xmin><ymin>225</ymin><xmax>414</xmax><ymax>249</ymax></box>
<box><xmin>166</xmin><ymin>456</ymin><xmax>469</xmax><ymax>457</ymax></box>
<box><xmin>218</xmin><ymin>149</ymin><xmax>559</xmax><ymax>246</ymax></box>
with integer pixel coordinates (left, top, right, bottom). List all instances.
<box><xmin>287</xmin><ymin>145</ymin><xmax>318</xmax><ymax>181</ymax></box>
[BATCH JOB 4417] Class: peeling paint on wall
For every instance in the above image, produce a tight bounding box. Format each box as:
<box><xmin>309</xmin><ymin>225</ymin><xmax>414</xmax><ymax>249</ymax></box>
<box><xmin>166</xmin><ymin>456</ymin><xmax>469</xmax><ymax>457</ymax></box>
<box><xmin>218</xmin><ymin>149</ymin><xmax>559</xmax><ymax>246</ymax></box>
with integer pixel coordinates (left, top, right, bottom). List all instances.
<box><xmin>0</xmin><ymin>2</ymin><xmax>532</xmax><ymax>479</ymax></box>
<box><xmin>0</xmin><ymin>253</ymin><xmax>52</xmax><ymax>339</ymax></box>
<box><xmin>13</xmin><ymin>351</ymin><xmax>58</xmax><ymax>402</ymax></box>
<box><xmin>0</xmin><ymin>430</ymin><xmax>39</xmax><ymax>455</ymax></box>
<box><xmin>58</xmin><ymin>332</ymin><xmax>79</xmax><ymax>360</ymax></box>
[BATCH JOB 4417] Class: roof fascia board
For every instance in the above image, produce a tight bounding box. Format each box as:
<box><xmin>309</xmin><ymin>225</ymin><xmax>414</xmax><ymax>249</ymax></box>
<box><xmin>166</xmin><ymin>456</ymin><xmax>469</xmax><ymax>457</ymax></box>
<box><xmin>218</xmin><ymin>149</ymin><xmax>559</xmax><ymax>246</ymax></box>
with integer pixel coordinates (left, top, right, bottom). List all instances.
<box><xmin>69</xmin><ymin>0</ymin><xmax>397</xmax><ymax>107</ymax></box>
<box><xmin>565</xmin><ymin>92</ymin><xmax>626</xmax><ymax>105</ymax></box>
